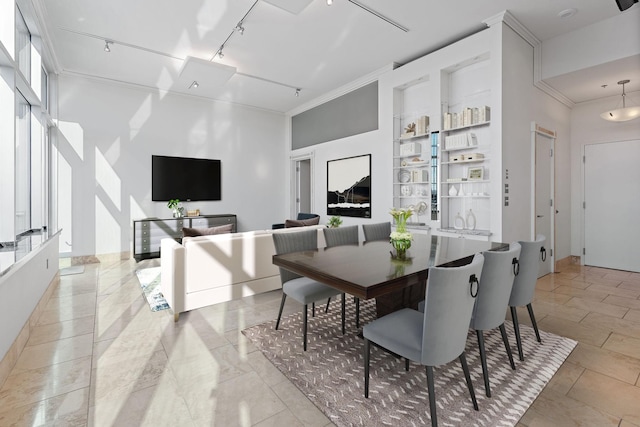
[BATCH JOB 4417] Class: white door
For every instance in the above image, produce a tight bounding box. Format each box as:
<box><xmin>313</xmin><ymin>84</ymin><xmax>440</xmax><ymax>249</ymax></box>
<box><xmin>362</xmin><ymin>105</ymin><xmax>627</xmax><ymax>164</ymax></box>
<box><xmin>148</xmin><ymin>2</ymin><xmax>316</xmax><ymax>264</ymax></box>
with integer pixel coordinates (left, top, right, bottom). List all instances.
<box><xmin>584</xmin><ymin>140</ymin><xmax>640</xmax><ymax>272</ymax></box>
<box><xmin>534</xmin><ymin>127</ymin><xmax>555</xmax><ymax>277</ymax></box>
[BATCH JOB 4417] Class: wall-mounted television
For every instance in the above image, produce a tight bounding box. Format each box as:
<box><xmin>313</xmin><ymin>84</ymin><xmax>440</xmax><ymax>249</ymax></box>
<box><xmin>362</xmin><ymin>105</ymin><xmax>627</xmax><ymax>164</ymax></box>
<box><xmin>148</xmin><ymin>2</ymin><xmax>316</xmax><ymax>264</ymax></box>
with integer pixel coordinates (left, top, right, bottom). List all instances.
<box><xmin>152</xmin><ymin>155</ymin><xmax>221</xmax><ymax>201</ymax></box>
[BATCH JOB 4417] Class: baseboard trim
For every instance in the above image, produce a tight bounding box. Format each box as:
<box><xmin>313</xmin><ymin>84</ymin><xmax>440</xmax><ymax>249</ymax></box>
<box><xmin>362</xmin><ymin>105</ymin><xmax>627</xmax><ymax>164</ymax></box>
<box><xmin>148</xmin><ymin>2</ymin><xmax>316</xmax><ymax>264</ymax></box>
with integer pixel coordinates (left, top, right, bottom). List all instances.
<box><xmin>0</xmin><ymin>273</ymin><xmax>60</xmax><ymax>389</ymax></box>
<box><xmin>555</xmin><ymin>255</ymin><xmax>579</xmax><ymax>271</ymax></box>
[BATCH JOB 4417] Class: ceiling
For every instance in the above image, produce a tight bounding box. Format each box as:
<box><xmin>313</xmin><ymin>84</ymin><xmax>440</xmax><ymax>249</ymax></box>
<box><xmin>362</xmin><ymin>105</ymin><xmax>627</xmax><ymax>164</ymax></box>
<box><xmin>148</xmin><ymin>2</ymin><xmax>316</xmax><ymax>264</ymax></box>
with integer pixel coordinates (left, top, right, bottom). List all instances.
<box><xmin>35</xmin><ymin>0</ymin><xmax>639</xmax><ymax>113</ymax></box>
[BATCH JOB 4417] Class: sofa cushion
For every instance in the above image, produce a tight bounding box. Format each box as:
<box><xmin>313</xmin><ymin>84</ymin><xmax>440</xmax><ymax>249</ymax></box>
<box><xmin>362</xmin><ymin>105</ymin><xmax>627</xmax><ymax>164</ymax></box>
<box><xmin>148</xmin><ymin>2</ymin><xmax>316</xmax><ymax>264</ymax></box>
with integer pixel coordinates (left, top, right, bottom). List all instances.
<box><xmin>285</xmin><ymin>217</ymin><xmax>320</xmax><ymax>228</ymax></box>
<box><xmin>182</xmin><ymin>223</ymin><xmax>233</xmax><ymax>237</ymax></box>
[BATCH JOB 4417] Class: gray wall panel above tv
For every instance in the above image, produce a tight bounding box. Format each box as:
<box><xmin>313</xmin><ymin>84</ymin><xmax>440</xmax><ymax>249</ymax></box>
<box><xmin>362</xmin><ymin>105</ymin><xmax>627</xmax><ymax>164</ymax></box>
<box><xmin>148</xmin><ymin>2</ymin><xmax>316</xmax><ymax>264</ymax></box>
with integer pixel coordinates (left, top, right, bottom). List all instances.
<box><xmin>292</xmin><ymin>82</ymin><xmax>379</xmax><ymax>149</ymax></box>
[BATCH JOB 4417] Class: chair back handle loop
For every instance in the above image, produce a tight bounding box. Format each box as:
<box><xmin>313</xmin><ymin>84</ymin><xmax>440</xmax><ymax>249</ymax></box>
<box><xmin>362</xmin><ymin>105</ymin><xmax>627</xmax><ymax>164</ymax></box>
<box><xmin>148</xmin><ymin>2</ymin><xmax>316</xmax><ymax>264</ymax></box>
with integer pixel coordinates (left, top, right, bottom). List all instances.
<box><xmin>512</xmin><ymin>257</ymin><xmax>520</xmax><ymax>276</ymax></box>
<box><xmin>540</xmin><ymin>246</ymin><xmax>547</xmax><ymax>262</ymax></box>
<box><xmin>469</xmin><ymin>274</ymin><xmax>479</xmax><ymax>298</ymax></box>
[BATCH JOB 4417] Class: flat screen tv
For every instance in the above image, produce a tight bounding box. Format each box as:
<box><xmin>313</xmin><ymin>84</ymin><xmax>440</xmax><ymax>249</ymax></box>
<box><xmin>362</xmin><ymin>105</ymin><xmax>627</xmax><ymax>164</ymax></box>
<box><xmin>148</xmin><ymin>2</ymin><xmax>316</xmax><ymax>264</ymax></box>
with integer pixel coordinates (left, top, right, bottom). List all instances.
<box><xmin>152</xmin><ymin>155</ymin><xmax>221</xmax><ymax>201</ymax></box>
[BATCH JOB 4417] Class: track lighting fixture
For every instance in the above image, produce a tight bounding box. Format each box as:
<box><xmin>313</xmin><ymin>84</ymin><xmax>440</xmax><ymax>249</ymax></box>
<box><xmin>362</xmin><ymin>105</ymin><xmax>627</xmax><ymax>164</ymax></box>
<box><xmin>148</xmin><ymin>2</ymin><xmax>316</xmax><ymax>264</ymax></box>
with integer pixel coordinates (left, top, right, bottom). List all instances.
<box><xmin>189</xmin><ymin>81</ymin><xmax>199</xmax><ymax>89</ymax></box>
<box><xmin>218</xmin><ymin>48</ymin><xmax>224</xmax><ymax>59</ymax></box>
<box><xmin>104</xmin><ymin>40</ymin><xmax>111</xmax><ymax>52</ymax></box>
<box><xmin>327</xmin><ymin>0</ymin><xmax>333</xmax><ymax>5</ymax></box>
<box><xmin>235</xmin><ymin>23</ymin><xmax>245</xmax><ymax>35</ymax></box>
<box><xmin>295</xmin><ymin>88</ymin><xmax>300</xmax><ymax>97</ymax></box>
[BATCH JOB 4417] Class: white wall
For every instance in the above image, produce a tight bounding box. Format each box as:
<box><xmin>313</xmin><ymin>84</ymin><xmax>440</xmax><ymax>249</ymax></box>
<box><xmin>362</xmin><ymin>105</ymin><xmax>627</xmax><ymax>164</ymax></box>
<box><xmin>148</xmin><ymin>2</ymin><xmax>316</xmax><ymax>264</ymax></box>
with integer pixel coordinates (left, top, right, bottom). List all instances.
<box><xmin>0</xmin><ymin>233</ymin><xmax>59</xmax><ymax>361</ymax></box>
<box><xmin>570</xmin><ymin>91</ymin><xmax>640</xmax><ymax>257</ymax></box>
<box><xmin>57</xmin><ymin>75</ymin><xmax>287</xmax><ymax>257</ymax></box>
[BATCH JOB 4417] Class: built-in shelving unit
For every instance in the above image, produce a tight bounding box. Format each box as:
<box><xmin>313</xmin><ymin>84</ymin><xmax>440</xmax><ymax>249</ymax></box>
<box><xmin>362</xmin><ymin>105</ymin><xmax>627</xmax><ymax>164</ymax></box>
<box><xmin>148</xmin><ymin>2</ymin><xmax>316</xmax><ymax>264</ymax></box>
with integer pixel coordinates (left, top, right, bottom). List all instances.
<box><xmin>392</xmin><ymin>107</ymin><xmax>432</xmax><ymax>230</ymax></box>
<box><xmin>437</xmin><ymin>55</ymin><xmax>494</xmax><ymax>240</ymax></box>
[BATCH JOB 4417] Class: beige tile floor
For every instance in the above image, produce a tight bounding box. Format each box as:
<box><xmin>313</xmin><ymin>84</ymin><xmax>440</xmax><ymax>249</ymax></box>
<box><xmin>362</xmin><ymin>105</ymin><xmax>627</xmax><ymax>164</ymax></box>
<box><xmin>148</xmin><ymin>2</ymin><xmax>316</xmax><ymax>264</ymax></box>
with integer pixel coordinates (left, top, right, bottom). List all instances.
<box><xmin>0</xmin><ymin>258</ymin><xmax>639</xmax><ymax>426</ymax></box>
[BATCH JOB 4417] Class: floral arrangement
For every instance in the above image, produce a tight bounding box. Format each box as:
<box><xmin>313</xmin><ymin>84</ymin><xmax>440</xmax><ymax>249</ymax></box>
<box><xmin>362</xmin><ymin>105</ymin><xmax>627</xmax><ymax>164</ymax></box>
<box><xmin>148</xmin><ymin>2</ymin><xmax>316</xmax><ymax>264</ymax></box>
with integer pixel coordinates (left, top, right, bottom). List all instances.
<box><xmin>389</xmin><ymin>207</ymin><xmax>414</xmax><ymax>258</ymax></box>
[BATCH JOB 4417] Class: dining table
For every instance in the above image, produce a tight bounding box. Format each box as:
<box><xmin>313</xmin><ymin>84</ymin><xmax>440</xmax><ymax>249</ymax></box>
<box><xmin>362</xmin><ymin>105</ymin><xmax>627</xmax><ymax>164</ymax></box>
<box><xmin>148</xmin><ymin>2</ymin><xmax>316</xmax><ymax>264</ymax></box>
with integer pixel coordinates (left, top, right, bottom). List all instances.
<box><xmin>272</xmin><ymin>232</ymin><xmax>507</xmax><ymax>317</ymax></box>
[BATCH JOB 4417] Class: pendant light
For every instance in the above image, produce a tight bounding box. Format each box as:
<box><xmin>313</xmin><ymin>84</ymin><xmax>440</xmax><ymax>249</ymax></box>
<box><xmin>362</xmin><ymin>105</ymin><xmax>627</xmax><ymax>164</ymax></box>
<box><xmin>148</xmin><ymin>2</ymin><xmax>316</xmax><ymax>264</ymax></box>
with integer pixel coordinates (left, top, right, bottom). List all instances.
<box><xmin>600</xmin><ymin>79</ymin><xmax>640</xmax><ymax>122</ymax></box>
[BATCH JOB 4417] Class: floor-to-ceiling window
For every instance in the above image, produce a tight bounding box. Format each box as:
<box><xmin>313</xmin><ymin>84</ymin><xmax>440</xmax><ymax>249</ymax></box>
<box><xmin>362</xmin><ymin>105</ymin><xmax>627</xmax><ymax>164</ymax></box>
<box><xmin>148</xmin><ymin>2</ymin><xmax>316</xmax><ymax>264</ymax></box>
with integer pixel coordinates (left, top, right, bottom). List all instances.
<box><xmin>0</xmin><ymin>2</ymin><xmax>56</xmax><ymax>267</ymax></box>
<box><xmin>15</xmin><ymin>90</ymin><xmax>31</xmax><ymax>235</ymax></box>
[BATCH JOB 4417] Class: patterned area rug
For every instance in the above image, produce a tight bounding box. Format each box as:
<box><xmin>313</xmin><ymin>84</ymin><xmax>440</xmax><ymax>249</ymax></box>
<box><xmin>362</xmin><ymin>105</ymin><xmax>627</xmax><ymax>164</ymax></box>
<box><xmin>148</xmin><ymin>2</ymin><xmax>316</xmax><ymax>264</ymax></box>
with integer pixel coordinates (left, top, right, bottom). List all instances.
<box><xmin>243</xmin><ymin>299</ymin><xmax>576</xmax><ymax>426</ymax></box>
<box><xmin>135</xmin><ymin>267</ymin><xmax>170</xmax><ymax>312</ymax></box>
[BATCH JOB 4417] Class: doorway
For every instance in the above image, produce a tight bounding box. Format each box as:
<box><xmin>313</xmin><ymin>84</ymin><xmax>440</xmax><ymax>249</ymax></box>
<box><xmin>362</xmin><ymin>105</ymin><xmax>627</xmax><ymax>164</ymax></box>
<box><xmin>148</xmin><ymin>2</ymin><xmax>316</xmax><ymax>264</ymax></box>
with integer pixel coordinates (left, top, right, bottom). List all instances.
<box><xmin>584</xmin><ymin>140</ymin><xmax>640</xmax><ymax>272</ymax></box>
<box><xmin>291</xmin><ymin>154</ymin><xmax>314</xmax><ymax>218</ymax></box>
<box><xmin>532</xmin><ymin>123</ymin><xmax>556</xmax><ymax>277</ymax></box>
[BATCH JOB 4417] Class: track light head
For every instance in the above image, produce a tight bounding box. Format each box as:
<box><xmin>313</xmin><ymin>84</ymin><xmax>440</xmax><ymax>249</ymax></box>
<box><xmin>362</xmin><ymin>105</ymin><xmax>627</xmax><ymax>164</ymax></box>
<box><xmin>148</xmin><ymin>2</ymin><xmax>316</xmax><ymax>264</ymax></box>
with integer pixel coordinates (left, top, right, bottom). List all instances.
<box><xmin>218</xmin><ymin>48</ymin><xmax>224</xmax><ymax>59</ymax></box>
<box><xmin>295</xmin><ymin>88</ymin><xmax>300</xmax><ymax>97</ymax></box>
<box><xmin>189</xmin><ymin>81</ymin><xmax>199</xmax><ymax>89</ymax></box>
<box><xmin>327</xmin><ymin>0</ymin><xmax>333</xmax><ymax>4</ymax></box>
<box><xmin>235</xmin><ymin>23</ymin><xmax>245</xmax><ymax>35</ymax></box>
<box><xmin>104</xmin><ymin>40</ymin><xmax>111</xmax><ymax>52</ymax></box>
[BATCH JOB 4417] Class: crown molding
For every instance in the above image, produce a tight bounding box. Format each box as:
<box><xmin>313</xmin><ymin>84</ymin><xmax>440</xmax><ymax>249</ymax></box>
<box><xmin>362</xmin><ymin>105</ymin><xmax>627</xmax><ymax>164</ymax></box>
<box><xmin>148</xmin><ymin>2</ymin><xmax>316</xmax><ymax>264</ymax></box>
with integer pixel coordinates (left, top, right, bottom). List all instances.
<box><xmin>483</xmin><ymin>10</ymin><xmax>575</xmax><ymax>109</ymax></box>
<box><xmin>31</xmin><ymin>0</ymin><xmax>62</xmax><ymax>73</ymax></box>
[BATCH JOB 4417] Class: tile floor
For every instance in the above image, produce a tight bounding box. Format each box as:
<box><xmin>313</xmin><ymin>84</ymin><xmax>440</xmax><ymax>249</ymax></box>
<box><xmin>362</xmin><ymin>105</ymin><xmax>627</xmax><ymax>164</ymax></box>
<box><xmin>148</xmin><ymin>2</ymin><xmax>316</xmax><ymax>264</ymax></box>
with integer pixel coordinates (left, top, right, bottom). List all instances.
<box><xmin>0</xmin><ymin>258</ymin><xmax>638</xmax><ymax>426</ymax></box>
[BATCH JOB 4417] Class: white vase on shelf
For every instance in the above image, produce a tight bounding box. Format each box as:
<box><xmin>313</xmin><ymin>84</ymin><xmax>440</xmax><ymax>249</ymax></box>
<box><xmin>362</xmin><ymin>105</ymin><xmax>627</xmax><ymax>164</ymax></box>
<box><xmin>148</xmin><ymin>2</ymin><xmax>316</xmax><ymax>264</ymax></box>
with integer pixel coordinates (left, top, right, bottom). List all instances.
<box><xmin>466</xmin><ymin>209</ymin><xmax>476</xmax><ymax>230</ymax></box>
<box><xmin>458</xmin><ymin>185</ymin><xmax>465</xmax><ymax>196</ymax></box>
<box><xmin>454</xmin><ymin>212</ymin><xmax>465</xmax><ymax>230</ymax></box>
<box><xmin>449</xmin><ymin>185</ymin><xmax>458</xmax><ymax>196</ymax></box>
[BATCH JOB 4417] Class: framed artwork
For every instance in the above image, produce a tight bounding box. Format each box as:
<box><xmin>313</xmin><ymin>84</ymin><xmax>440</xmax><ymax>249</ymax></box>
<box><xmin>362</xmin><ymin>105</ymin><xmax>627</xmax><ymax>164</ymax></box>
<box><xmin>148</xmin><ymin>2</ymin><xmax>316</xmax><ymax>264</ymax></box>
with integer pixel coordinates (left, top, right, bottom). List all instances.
<box><xmin>327</xmin><ymin>154</ymin><xmax>371</xmax><ymax>218</ymax></box>
<box><xmin>467</xmin><ymin>166</ymin><xmax>484</xmax><ymax>181</ymax></box>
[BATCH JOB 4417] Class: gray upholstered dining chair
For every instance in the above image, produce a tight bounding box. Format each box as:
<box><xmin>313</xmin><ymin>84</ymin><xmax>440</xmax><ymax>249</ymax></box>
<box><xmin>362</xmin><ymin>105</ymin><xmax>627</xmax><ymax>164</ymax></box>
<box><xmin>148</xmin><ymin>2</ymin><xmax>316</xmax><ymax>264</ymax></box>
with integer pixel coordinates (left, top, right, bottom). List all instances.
<box><xmin>470</xmin><ymin>242</ymin><xmax>521</xmax><ymax>397</ymax></box>
<box><xmin>363</xmin><ymin>253</ymin><xmax>485</xmax><ymax>427</ymax></box>
<box><xmin>361</xmin><ymin>222</ymin><xmax>391</xmax><ymax>242</ymax></box>
<box><xmin>509</xmin><ymin>234</ymin><xmax>546</xmax><ymax>361</ymax></box>
<box><xmin>273</xmin><ymin>229</ymin><xmax>344</xmax><ymax>351</ymax></box>
<box><xmin>323</xmin><ymin>225</ymin><xmax>361</xmax><ymax>329</ymax></box>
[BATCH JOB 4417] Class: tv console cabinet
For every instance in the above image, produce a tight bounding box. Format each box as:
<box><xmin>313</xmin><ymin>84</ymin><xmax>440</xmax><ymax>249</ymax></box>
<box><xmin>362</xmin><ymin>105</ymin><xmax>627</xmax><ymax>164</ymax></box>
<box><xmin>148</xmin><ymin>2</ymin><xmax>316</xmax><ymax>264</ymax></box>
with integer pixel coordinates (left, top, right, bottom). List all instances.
<box><xmin>133</xmin><ymin>214</ymin><xmax>236</xmax><ymax>261</ymax></box>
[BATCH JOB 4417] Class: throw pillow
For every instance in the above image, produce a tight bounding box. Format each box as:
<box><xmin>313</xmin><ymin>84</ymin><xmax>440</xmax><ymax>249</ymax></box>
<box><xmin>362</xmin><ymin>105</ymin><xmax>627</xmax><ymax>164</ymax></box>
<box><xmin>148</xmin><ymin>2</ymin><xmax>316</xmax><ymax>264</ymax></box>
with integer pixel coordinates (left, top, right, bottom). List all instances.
<box><xmin>182</xmin><ymin>223</ymin><xmax>233</xmax><ymax>237</ymax></box>
<box><xmin>284</xmin><ymin>217</ymin><xmax>320</xmax><ymax>228</ymax></box>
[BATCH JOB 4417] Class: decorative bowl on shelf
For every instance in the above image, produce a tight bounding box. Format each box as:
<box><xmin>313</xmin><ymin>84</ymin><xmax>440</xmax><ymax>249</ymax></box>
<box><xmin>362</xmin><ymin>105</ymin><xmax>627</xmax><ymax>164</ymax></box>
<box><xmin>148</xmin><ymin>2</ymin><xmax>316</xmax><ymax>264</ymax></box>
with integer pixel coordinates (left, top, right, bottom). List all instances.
<box><xmin>398</xmin><ymin>169</ymin><xmax>411</xmax><ymax>183</ymax></box>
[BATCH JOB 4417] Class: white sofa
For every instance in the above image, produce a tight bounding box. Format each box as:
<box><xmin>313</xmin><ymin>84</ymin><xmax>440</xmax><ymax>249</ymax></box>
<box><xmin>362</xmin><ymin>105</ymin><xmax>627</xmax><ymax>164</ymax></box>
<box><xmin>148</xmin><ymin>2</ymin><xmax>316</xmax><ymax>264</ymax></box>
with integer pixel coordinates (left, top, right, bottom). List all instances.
<box><xmin>161</xmin><ymin>225</ymin><xmax>326</xmax><ymax>321</ymax></box>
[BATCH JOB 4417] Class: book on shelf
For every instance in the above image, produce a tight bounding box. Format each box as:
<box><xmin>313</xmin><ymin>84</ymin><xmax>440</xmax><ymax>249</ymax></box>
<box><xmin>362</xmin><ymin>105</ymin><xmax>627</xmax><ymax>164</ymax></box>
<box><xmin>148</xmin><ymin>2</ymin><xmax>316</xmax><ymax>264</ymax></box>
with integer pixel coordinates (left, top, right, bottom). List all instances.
<box><xmin>415</xmin><ymin>115</ymin><xmax>430</xmax><ymax>135</ymax></box>
<box><xmin>399</xmin><ymin>142</ymin><xmax>422</xmax><ymax>156</ymax></box>
<box><xmin>443</xmin><ymin>105</ymin><xmax>490</xmax><ymax>130</ymax></box>
<box><xmin>444</xmin><ymin>132</ymin><xmax>476</xmax><ymax>150</ymax></box>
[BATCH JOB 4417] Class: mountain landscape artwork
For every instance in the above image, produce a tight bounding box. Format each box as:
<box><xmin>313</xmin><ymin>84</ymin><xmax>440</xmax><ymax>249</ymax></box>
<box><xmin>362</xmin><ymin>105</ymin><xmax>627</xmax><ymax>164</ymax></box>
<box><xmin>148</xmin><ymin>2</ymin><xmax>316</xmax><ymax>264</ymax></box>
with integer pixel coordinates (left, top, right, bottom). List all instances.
<box><xmin>327</xmin><ymin>154</ymin><xmax>371</xmax><ymax>218</ymax></box>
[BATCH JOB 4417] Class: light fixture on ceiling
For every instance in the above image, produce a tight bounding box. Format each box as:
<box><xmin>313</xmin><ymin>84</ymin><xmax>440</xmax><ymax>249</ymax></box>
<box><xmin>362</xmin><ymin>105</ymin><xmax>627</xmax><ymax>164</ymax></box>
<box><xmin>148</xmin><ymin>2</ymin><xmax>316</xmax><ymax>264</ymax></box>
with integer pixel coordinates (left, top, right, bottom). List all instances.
<box><xmin>558</xmin><ymin>8</ymin><xmax>578</xmax><ymax>19</ymax></box>
<box><xmin>600</xmin><ymin>79</ymin><xmax>640</xmax><ymax>122</ymax></box>
<box><xmin>295</xmin><ymin>88</ymin><xmax>300</xmax><ymax>97</ymax></box>
<box><xmin>211</xmin><ymin>0</ymin><xmax>258</xmax><ymax>61</ymax></box>
<box><xmin>189</xmin><ymin>80</ymin><xmax>199</xmax><ymax>89</ymax></box>
<box><xmin>104</xmin><ymin>40</ymin><xmax>111</xmax><ymax>52</ymax></box>
<box><xmin>327</xmin><ymin>0</ymin><xmax>333</xmax><ymax>5</ymax></box>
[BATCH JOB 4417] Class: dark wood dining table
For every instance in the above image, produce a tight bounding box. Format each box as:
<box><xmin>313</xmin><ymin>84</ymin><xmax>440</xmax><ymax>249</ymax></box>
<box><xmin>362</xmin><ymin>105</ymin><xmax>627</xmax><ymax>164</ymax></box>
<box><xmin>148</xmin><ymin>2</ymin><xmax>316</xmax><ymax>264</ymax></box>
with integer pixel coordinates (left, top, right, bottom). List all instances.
<box><xmin>272</xmin><ymin>233</ymin><xmax>507</xmax><ymax>316</ymax></box>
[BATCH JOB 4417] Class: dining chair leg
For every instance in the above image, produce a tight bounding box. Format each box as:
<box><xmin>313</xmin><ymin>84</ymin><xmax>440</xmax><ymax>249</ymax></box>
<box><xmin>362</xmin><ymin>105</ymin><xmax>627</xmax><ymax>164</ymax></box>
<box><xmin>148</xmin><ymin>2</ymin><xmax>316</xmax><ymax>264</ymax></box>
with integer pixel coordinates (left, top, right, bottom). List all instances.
<box><xmin>364</xmin><ymin>338</ymin><xmax>371</xmax><ymax>398</ymax></box>
<box><xmin>341</xmin><ymin>293</ymin><xmax>346</xmax><ymax>335</ymax></box>
<box><xmin>511</xmin><ymin>306</ymin><xmax>524</xmax><ymax>361</ymax></box>
<box><xmin>426</xmin><ymin>366</ymin><xmax>437</xmax><ymax>427</ymax></box>
<box><xmin>527</xmin><ymin>303</ymin><xmax>542</xmax><ymax>343</ymax></box>
<box><xmin>459</xmin><ymin>352</ymin><xmax>479</xmax><ymax>411</ymax></box>
<box><xmin>405</xmin><ymin>358</ymin><xmax>410</xmax><ymax>372</ymax></box>
<box><xmin>355</xmin><ymin>297</ymin><xmax>360</xmax><ymax>329</ymax></box>
<box><xmin>499</xmin><ymin>323</ymin><xmax>516</xmax><ymax>370</ymax></box>
<box><xmin>312</xmin><ymin>302</ymin><xmax>315</xmax><ymax>317</ymax></box>
<box><xmin>303</xmin><ymin>304</ymin><xmax>308</xmax><ymax>351</ymax></box>
<box><xmin>325</xmin><ymin>297</ymin><xmax>331</xmax><ymax>313</ymax></box>
<box><xmin>476</xmin><ymin>330</ymin><xmax>491</xmax><ymax>397</ymax></box>
<box><xmin>275</xmin><ymin>294</ymin><xmax>286</xmax><ymax>330</ymax></box>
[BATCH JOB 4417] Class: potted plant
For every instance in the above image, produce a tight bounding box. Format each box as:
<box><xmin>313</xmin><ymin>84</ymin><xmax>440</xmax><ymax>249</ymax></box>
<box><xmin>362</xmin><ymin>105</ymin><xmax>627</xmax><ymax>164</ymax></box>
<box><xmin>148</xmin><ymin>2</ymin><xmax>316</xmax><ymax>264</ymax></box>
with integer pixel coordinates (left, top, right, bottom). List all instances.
<box><xmin>327</xmin><ymin>216</ymin><xmax>343</xmax><ymax>228</ymax></box>
<box><xmin>167</xmin><ymin>199</ymin><xmax>184</xmax><ymax>218</ymax></box>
